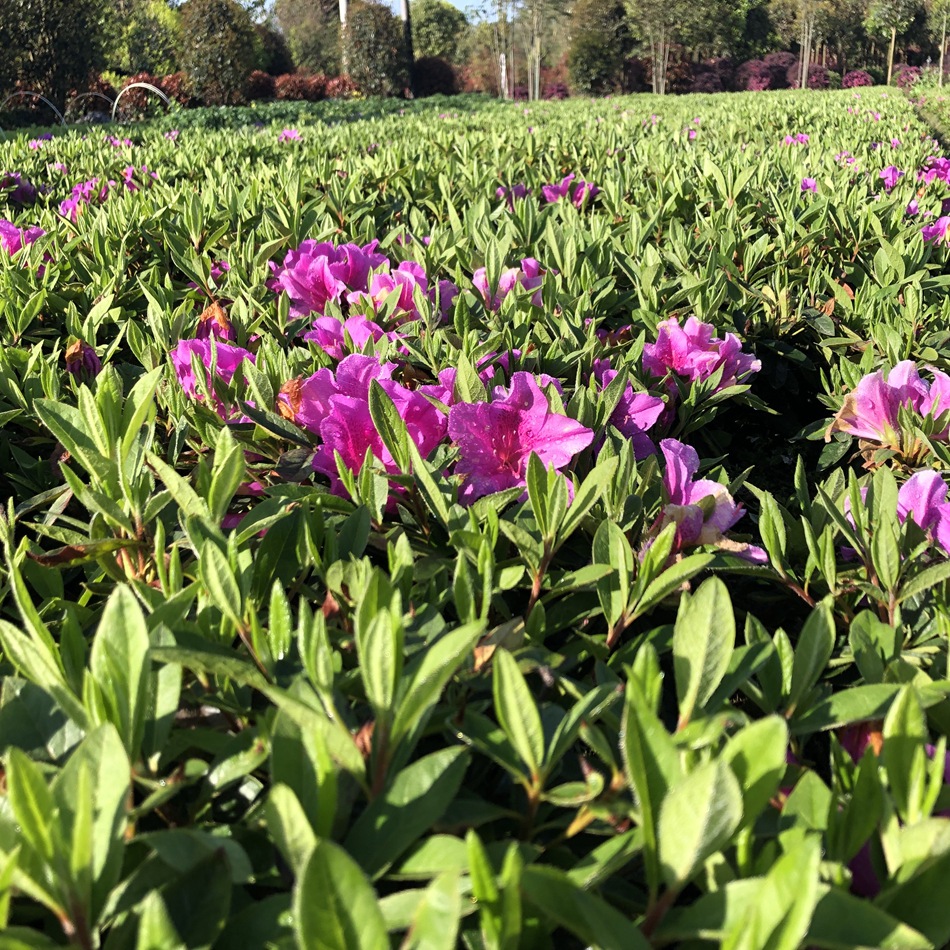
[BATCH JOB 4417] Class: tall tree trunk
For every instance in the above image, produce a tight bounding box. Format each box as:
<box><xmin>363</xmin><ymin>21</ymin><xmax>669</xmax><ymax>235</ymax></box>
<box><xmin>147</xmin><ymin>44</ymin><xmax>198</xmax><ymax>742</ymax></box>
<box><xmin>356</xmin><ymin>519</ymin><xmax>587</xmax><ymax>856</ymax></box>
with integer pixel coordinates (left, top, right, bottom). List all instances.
<box><xmin>887</xmin><ymin>25</ymin><xmax>896</xmax><ymax>85</ymax></box>
<box><xmin>339</xmin><ymin>0</ymin><xmax>348</xmax><ymax>71</ymax></box>
<box><xmin>400</xmin><ymin>0</ymin><xmax>414</xmax><ymax>97</ymax></box>
<box><xmin>941</xmin><ymin>14</ymin><xmax>947</xmax><ymax>88</ymax></box>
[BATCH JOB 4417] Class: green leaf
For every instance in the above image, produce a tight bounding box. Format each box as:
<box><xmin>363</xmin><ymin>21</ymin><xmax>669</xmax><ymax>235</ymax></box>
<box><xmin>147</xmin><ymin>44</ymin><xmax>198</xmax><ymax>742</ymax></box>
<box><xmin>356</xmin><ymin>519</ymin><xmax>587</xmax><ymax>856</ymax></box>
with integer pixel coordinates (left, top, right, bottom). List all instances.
<box><xmin>673</xmin><ymin>577</ymin><xmax>735</xmax><ymax>728</ymax></box>
<box><xmin>391</xmin><ymin>621</ymin><xmax>484</xmax><ymax>748</ymax></box>
<box><xmin>809</xmin><ymin>887</ymin><xmax>932</xmax><ymax>949</ymax></box>
<box><xmin>198</xmin><ymin>542</ymin><xmax>244</xmax><ymax>630</ymax></box>
<box><xmin>294</xmin><ymin>839</ymin><xmax>388</xmax><ymax>950</ymax></box>
<box><xmin>266</xmin><ymin>784</ymin><xmax>317</xmax><ymax>876</ymax></box>
<box><xmin>593</xmin><ymin>520</ymin><xmax>632</xmax><ymax>629</ymax></box>
<box><xmin>492</xmin><ymin>649</ymin><xmax>544</xmax><ymax>780</ymax></box>
<box><xmin>403</xmin><ymin>871</ymin><xmax>462</xmax><ymax>950</ymax></box>
<box><xmin>344</xmin><ymin>747</ymin><xmax>469</xmax><ymax>880</ymax></box>
<box><xmin>5</xmin><ymin>748</ymin><xmax>57</xmax><ymax>865</ymax></box>
<box><xmin>877</xmin><ymin>850</ymin><xmax>950</xmax><ymax>949</ymax></box>
<box><xmin>658</xmin><ymin>759</ymin><xmax>742</xmax><ymax>888</ymax></box>
<box><xmin>882</xmin><ymin>686</ymin><xmax>928</xmax><ymax>825</ymax></box>
<box><xmin>790</xmin><ymin>684</ymin><xmax>901</xmax><ymax>736</ymax></box>
<box><xmin>368</xmin><ymin>379</ymin><xmax>411</xmax><ymax>473</ymax></box>
<box><xmin>722</xmin><ymin>716</ymin><xmax>788</xmax><ymax>828</ymax></box>
<box><xmin>156</xmin><ymin>849</ymin><xmax>232</xmax><ymax>949</ymax></box>
<box><xmin>786</xmin><ymin>601</ymin><xmax>835</xmax><ymax>716</ymax></box>
<box><xmin>521</xmin><ymin>865</ymin><xmax>651</xmax><ymax>950</ymax></box>
<box><xmin>88</xmin><ymin>586</ymin><xmax>150</xmax><ymax>758</ymax></box>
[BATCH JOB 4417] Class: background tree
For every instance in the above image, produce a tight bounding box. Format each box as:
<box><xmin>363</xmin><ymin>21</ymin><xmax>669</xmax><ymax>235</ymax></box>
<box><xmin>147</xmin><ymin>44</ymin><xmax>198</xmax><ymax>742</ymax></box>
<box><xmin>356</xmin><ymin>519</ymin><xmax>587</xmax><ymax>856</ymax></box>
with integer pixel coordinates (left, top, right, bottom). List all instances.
<box><xmin>412</xmin><ymin>0</ymin><xmax>471</xmax><ymax>63</ymax></box>
<box><xmin>516</xmin><ymin>0</ymin><xmax>564</xmax><ymax>100</ymax></box>
<box><xmin>274</xmin><ymin>0</ymin><xmax>341</xmax><ymax>73</ymax></box>
<box><xmin>102</xmin><ymin>0</ymin><xmax>181</xmax><ymax>76</ymax></box>
<box><xmin>927</xmin><ymin>0</ymin><xmax>950</xmax><ymax>83</ymax></box>
<box><xmin>568</xmin><ymin>0</ymin><xmax>630</xmax><ymax>93</ymax></box>
<box><xmin>179</xmin><ymin>0</ymin><xmax>258</xmax><ymax>103</ymax></box>
<box><xmin>865</xmin><ymin>0</ymin><xmax>921</xmax><ymax>83</ymax></box>
<box><xmin>345</xmin><ymin>0</ymin><xmax>408</xmax><ymax>95</ymax></box>
<box><xmin>0</xmin><ymin>0</ymin><xmax>106</xmax><ymax>110</ymax></box>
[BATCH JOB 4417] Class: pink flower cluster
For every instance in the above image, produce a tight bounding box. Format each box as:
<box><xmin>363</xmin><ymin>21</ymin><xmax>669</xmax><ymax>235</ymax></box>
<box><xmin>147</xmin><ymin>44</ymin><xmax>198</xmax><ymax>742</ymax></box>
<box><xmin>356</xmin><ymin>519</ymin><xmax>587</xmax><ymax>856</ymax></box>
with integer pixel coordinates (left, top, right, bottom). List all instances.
<box><xmin>472</xmin><ymin>258</ymin><xmax>544</xmax><ymax>310</ymax></box>
<box><xmin>59</xmin><ymin>178</ymin><xmax>116</xmax><ymax>221</ymax></box>
<box><xmin>1</xmin><ymin>171</ymin><xmax>36</xmax><ymax>205</ymax></box>
<box><xmin>783</xmin><ymin>133</ymin><xmax>810</xmax><ymax>145</ymax></box>
<box><xmin>656</xmin><ymin>439</ymin><xmax>766</xmax><ymax>562</ymax></box>
<box><xmin>278</xmin><ymin>128</ymin><xmax>301</xmax><ymax>143</ymax></box>
<box><xmin>496</xmin><ymin>183</ymin><xmax>530</xmax><ymax>210</ymax></box>
<box><xmin>171</xmin><ymin>338</ymin><xmax>255</xmax><ymax>419</ymax></box>
<box><xmin>0</xmin><ymin>219</ymin><xmax>45</xmax><ymax>257</ymax></box>
<box><xmin>642</xmin><ymin>316</ymin><xmax>761</xmax><ymax>393</ymax></box>
<box><xmin>541</xmin><ymin>174</ymin><xmax>600</xmax><ymax>208</ymax></box>
<box><xmin>827</xmin><ymin>360</ymin><xmax>950</xmax><ymax>447</ymax></box>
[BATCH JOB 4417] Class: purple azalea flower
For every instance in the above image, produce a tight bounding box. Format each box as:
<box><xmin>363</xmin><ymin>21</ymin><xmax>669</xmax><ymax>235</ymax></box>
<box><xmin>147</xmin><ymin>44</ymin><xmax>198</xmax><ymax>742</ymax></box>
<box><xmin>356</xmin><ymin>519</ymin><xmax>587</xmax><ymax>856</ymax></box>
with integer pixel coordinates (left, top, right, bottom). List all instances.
<box><xmin>448</xmin><ymin>371</ymin><xmax>594</xmax><ymax>504</ymax></box>
<box><xmin>896</xmin><ymin>470</ymin><xmax>950</xmax><ymax>553</ymax></box>
<box><xmin>472</xmin><ymin>258</ymin><xmax>545</xmax><ymax>310</ymax></box>
<box><xmin>592</xmin><ymin>359</ymin><xmax>665</xmax><ymax>458</ymax></box>
<box><xmin>923</xmin><ymin>216</ymin><xmax>950</xmax><ymax>245</ymax></box>
<box><xmin>59</xmin><ymin>178</ymin><xmax>115</xmax><ymax>222</ymax></box>
<box><xmin>879</xmin><ymin>165</ymin><xmax>904</xmax><ymax>191</ymax></box>
<box><xmin>195</xmin><ymin>301</ymin><xmax>235</xmax><ymax>342</ymax></box>
<box><xmin>0</xmin><ymin>219</ymin><xmax>45</xmax><ymax>257</ymax></box>
<box><xmin>268</xmin><ymin>240</ymin><xmax>389</xmax><ymax>316</ymax></box>
<box><xmin>656</xmin><ymin>439</ymin><xmax>766</xmax><ymax>562</ymax></box>
<box><xmin>164</xmin><ymin>129</ymin><xmax>180</xmax><ymax>142</ymax></box>
<box><xmin>920</xmin><ymin>156</ymin><xmax>950</xmax><ymax>186</ymax></box>
<box><xmin>65</xmin><ymin>340</ymin><xmax>102</xmax><ymax>383</ymax></box>
<box><xmin>542</xmin><ymin>174</ymin><xmax>575</xmax><ymax>203</ymax></box>
<box><xmin>827</xmin><ymin>360</ymin><xmax>950</xmax><ymax>446</ymax></box>
<box><xmin>801</xmin><ymin>177</ymin><xmax>818</xmax><ymax>193</ymax></box>
<box><xmin>303</xmin><ymin>314</ymin><xmax>394</xmax><ymax>358</ymax></box>
<box><xmin>348</xmin><ymin>261</ymin><xmax>434</xmax><ymax>325</ymax></box>
<box><xmin>497</xmin><ymin>183</ymin><xmax>530</xmax><ymax>210</ymax></box>
<box><xmin>284</xmin><ymin>355</ymin><xmax>447</xmax><ymax>495</ymax></box>
<box><xmin>278</xmin><ymin>128</ymin><xmax>301</xmax><ymax>143</ymax></box>
<box><xmin>642</xmin><ymin>316</ymin><xmax>761</xmax><ymax>392</ymax></box>
<box><xmin>571</xmin><ymin>180</ymin><xmax>600</xmax><ymax>208</ymax></box>
<box><xmin>783</xmin><ymin>133</ymin><xmax>809</xmax><ymax>145</ymax></box>
<box><xmin>0</xmin><ymin>171</ymin><xmax>37</xmax><ymax>205</ymax></box>
<box><xmin>171</xmin><ymin>338</ymin><xmax>255</xmax><ymax>419</ymax></box>
<box><xmin>906</xmin><ymin>199</ymin><xmax>920</xmax><ymax>216</ymax></box>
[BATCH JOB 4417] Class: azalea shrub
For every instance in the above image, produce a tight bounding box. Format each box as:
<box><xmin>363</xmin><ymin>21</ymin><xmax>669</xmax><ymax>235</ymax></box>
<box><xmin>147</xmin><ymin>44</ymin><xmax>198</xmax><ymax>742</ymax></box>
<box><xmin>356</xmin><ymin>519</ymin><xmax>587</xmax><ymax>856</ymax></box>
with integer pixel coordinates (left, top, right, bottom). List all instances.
<box><xmin>3</xmin><ymin>88</ymin><xmax>950</xmax><ymax>948</ymax></box>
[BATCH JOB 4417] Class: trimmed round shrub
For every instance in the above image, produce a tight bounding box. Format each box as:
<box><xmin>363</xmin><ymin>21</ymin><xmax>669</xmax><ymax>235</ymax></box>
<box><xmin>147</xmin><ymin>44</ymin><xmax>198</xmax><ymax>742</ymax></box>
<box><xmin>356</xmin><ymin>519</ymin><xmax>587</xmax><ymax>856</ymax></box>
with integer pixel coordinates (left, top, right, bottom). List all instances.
<box><xmin>325</xmin><ymin>74</ymin><xmax>358</xmax><ymax>98</ymax></box>
<box><xmin>344</xmin><ymin>1</ymin><xmax>408</xmax><ymax>98</ymax></box>
<box><xmin>274</xmin><ymin>73</ymin><xmax>309</xmax><ymax>100</ymax></box>
<box><xmin>245</xmin><ymin>70</ymin><xmax>276</xmax><ymax>100</ymax></box>
<box><xmin>737</xmin><ymin>59</ymin><xmax>771</xmax><ymax>91</ymax></box>
<box><xmin>179</xmin><ymin>0</ymin><xmax>258</xmax><ymax>105</ymax></box>
<box><xmin>894</xmin><ymin>65</ymin><xmax>921</xmax><ymax>88</ymax></box>
<box><xmin>543</xmin><ymin>82</ymin><xmax>569</xmax><ymax>100</ymax></box>
<box><xmin>159</xmin><ymin>72</ymin><xmax>192</xmax><ymax>106</ymax></box>
<box><xmin>787</xmin><ymin>62</ymin><xmax>830</xmax><ymax>89</ymax></box>
<box><xmin>842</xmin><ymin>69</ymin><xmax>873</xmax><ymax>88</ymax></box>
<box><xmin>414</xmin><ymin>56</ymin><xmax>458</xmax><ymax>97</ymax></box>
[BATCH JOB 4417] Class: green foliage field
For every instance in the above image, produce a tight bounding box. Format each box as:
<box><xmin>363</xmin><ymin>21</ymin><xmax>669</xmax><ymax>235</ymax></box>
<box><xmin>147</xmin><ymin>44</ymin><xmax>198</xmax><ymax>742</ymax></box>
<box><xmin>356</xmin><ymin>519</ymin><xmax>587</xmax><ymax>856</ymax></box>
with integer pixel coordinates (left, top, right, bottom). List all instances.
<box><xmin>1</xmin><ymin>89</ymin><xmax>950</xmax><ymax>948</ymax></box>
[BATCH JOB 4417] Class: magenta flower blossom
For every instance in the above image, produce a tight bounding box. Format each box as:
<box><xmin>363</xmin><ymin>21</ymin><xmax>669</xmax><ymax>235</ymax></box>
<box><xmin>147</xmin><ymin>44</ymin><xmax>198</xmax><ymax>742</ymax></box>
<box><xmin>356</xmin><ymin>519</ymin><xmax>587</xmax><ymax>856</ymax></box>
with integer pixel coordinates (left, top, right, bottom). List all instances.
<box><xmin>0</xmin><ymin>220</ymin><xmax>45</xmax><ymax>257</ymax></box>
<box><xmin>801</xmin><ymin>177</ymin><xmax>818</xmax><ymax>193</ymax></box>
<box><xmin>687</xmin><ymin>128</ymin><xmax>697</xmax><ymax>140</ymax></box>
<box><xmin>348</xmin><ymin>261</ymin><xmax>434</xmax><ymax>325</ymax></box>
<box><xmin>65</xmin><ymin>340</ymin><xmax>102</xmax><ymax>383</ymax></box>
<box><xmin>906</xmin><ymin>199</ymin><xmax>920</xmax><ymax>216</ymax></box>
<box><xmin>642</xmin><ymin>316</ymin><xmax>761</xmax><ymax>392</ymax></box>
<box><xmin>278</xmin><ymin>128</ymin><xmax>301</xmax><ymax>143</ymax></box>
<box><xmin>282</xmin><ymin>355</ymin><xmax>447</xmax><ymax>495</ymax></box>
<box><xmin>541</xmin><ymin>174</ymin><xmax>599</xmax><ymax>207</ymax></box>
<box><xmin>106</xmin><ymin>135</ymin><xmax>133</xmax><ymax>148</ymax></box>
<box><xmin>164</xmin><ymin>129</ymin><xmax>180</xmax><ymax>142</ymax></box>
<box><xmin>922</xmin><ymin>216</ymin><xmax>950</xmax><ymax>246</ymax></box>
<box><xmin>472</xmin><ymin>258</ymin><xmax>544</xmax><ymax>310</ymax></box>
<box><xmin>497</xmin><ymin>183</ymin><xmax>530</xmax><ymax>210</ymax></box>
<box><xmin>268</xmin><ymin>240</ymin><xmax>388</xmax><ymax>316</ymax></box>
<box><xmin>657</xmin><ymin>439</ymin><xmax>766</xmax><ymax>562</ymax></box>
<box><xmin>592</xmin><ymin>359</ymin><xmax>665</xmax><ymax>459</ymax></box>
<box><xmin>448</xmin><ymin>372</ymin><xmax>593</xmax><ymax>504</ymax></box>
<box><xmin>897</xmin><ymin>470</ymin><xmax>950</xmax><ymax>553</ymax></box>
<box><xmin>919</xmin><ymin>156</ymin><xmax>950</xmax><ymax>186</ymax></box>
<box><xmin>0</xmin><ymin>172</ymin><xmax>36</xmax><ymax>205</ymax></box>
<box><xmin>303</xmin><ymin>314</ymin><xmax>394</xmax><ymax>358</ymax></box>
<box><xmin>879</xmin><ymin>166</ymin><xmax>904</xmax><ymax>191</ymax></box>
<box><xmin>827</xmin><ymin>360</ymin><xmax>950</xmax><ymax>446</ymax></box>
<box><xmin>122</xmin><ymin>165</ymin><xmax>158</xmax><ymax>192</ymax></box>
<box><xmin>171</xmin><ymin>339</ymin><xmax>255</xmax><ymax>419</ymax></box>
<box><xmin>59</xmin><ymin>178</ymin><xmax>115</xmax><ymax>222</ymax></box>
<box><xmin>783</xmin><ymin>133</ymin><xmax>809</xmax><ymax>145</ymax></box>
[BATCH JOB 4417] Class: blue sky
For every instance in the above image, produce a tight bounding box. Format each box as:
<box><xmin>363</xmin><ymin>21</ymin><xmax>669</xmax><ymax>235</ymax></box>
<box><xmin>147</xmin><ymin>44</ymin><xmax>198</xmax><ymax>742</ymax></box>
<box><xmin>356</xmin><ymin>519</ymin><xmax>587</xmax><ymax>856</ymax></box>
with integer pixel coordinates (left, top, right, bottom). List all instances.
<box><xmin>383</xmin><ymin>0</ymin><xmax>482</xmax><ymax>16</ymax></box>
